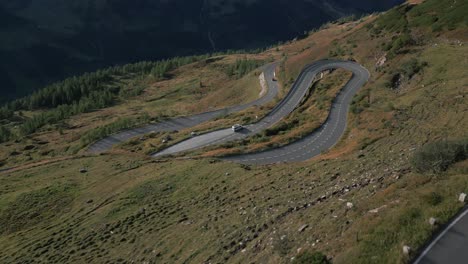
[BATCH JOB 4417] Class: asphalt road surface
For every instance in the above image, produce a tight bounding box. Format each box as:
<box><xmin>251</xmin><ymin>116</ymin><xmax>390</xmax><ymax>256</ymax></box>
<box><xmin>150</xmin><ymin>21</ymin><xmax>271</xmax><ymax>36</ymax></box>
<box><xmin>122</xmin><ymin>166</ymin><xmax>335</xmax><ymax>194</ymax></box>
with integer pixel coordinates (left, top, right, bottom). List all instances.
<box><xmin>152</xmin><ymin>60</ymin><xmax>370</xmax><ymax>164</ymax></box>
<box><xmin>413</xmin><ymin>207</ymin><xmax>468</xmax><ymax>264</ymax></box>
<box><xmin>87</xmin><ymin>62</ymin><xmax>279</xmax><ymax>153</ymax></box>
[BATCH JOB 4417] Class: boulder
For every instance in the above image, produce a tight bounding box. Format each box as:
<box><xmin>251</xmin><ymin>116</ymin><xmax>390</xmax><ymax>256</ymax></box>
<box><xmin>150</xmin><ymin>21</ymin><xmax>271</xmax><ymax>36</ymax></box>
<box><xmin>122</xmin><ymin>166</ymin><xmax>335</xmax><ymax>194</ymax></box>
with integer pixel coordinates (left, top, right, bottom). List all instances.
<box><xmin>346</xmin><ymin>202</ymin><xmax>354</xmax><ymax>209</ymax></box>
<box><xmin>298</xmin><ymin>224</ymin><xmax>309</xmax><ymax>232</ymax></box>
<box><xmin>459</xmin><ymin>193</ymin><xmax>466</xmax><ymax>203</ymax></box>
<box><xmin>403</xmin><ymin>245</ymin><xmax>411</xmax><ymax>255</ymax></box>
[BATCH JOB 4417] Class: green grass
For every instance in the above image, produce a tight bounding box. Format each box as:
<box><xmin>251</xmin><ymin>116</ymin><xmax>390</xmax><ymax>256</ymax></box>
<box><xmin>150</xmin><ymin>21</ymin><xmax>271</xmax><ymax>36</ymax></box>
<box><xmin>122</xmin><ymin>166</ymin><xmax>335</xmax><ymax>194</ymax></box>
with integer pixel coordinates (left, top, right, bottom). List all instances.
<box><xmin>408</xmin><ymin>0</ymin><xmax>468</xmax><ymax>31</ymax></box>
<box><xmin>0</xmin><ymin>183</ymin><xmax>77</xmax><ymax>235</ymax></box>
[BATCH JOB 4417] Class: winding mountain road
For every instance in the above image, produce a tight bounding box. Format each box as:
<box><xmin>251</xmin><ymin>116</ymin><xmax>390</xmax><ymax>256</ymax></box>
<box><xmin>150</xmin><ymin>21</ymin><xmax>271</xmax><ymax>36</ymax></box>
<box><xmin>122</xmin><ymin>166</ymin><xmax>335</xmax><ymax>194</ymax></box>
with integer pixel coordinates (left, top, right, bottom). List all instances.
<box><xmin>152</xmin><ymin>60</ymin><xmax>370</xmax><ymax>164</ymax></box>
<box><xmin>87</xmin><ymin>63</ymin><xmax>279</xmax><ymax>153</ymax></box>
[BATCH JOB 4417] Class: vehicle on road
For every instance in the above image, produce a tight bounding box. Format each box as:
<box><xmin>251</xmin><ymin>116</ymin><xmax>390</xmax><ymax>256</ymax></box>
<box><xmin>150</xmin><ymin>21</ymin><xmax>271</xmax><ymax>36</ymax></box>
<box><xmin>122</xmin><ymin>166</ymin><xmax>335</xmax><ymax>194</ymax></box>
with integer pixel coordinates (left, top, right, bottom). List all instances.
<box><xmin>190</xmin><ymin>131</ymin><xmax>198</xmax><ymax>137</ymax></box>
<box><xmin>232</xmin><ymin>124</ymin><xmax>243</xmax><ymax>132</ymax></box>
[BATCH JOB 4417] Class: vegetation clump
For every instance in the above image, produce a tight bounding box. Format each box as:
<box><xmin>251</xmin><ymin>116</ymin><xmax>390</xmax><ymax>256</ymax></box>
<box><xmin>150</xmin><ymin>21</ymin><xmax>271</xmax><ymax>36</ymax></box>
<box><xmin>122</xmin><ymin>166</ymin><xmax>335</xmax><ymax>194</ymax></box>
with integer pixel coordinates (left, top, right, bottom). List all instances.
<box><xmin>385</xmin><ymin>58</ymin><xmax>427</xmax><ymax>89</ymax></box>
<box><xmin>0</xmin><ymin>126</ymin><xmax>11</xmax><ymax>143</ymax></box>
<box><xmin>411</xmin><ymin>139</ymin><xmax>468</xmax><ymax>174</ymax></box>
<box><xmin>293</xmin><ymin>251</ymin><xmax>331</xmax><ymax>264</ymax></box>
<box><xmin>225</xmin><ymin>58</ymin><xmax>263</xmax><ymax>78</ymax></box>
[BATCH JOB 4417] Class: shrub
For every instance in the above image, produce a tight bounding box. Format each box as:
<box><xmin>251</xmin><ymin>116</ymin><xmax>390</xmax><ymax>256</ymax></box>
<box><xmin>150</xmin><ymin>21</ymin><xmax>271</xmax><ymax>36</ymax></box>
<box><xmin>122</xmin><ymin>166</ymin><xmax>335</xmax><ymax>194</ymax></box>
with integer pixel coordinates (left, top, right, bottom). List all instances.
<box><xmin>273</xmin><ymin>235</ymin><xmax>292</xmax><ymax>257</ymax></box>
<box><xmin>411</xmin><ymin>139</ymin><xmax>468</xmax><ymax>174</ymax></box>
<box><xmin>225</xmin><ymin>58</ymin><xmax>263</xmax><ymax>78</ymax></box>
<box><xmin>423</xmin><ymin>192</ymin><xmax>443</xmax><ymax>206</ymax></box>
<box><xmin>0</xmin><ymin>126</ymin><xmax>11</xmax><ymax>143</ymax></box>
<box><xmin>0</xmin><ymin>106</ymin><xmax>13</xmax><ymax>120</ymax></box>
<box><xmin>263</xmin><ymin>120</ymin><xmax>299</xmax><ymax>136</ymax></box>
<box><xmin>293</xmin><ymin>251</ymin><xmax>331</xmax><ymax>264</ymax></box>
<box><xmin>400</xmin><ymin>58</ymin><xmax>428</xmax><ymax>79</ymax></box>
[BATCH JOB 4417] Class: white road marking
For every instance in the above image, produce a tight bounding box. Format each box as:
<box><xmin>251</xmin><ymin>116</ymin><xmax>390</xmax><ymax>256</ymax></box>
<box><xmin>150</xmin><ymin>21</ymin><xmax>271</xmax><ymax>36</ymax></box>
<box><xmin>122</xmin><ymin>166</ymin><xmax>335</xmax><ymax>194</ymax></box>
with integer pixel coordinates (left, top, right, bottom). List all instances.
<box><xmin>413</xmin><ymin>208</ymin><xmax>468</xmax><ymax>264</ymax></box>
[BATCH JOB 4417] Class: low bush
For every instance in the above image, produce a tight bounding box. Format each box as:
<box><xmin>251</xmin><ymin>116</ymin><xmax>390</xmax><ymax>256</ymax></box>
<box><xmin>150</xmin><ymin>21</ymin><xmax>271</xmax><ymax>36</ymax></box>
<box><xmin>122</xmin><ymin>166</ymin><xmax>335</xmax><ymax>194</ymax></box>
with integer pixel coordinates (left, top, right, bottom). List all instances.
<box><xmin>225</xmin><ymin>58</ymin><xmax>263</xmax><ymax>78</ymax></box>
<box><xmin>0</xmin><ymin>126</ymin><xmax>11</xmax><ymax>143</ymax></box>
<box><xmin>400</xmin><ymin>58</ymin><xmax>428</xmax><ymax>79</ymax></box>
<box><xmin>423</xmin><ymin>192</ymin><xmax>443</xmax><ymax>206</ymax></box>
<box><xmin>411</xmin><ymin>139</ymin><xmax>468</xmax><ymax>174</ymax></box>
<box><xmin>293</xmin><ymin>251</ymin><xmax>331</xmax><ymax>264</ymax></box>
<box><xmin>263</xmin><ymin>120</ymin><xmax>299</xmax><ymax>136</ymax></box>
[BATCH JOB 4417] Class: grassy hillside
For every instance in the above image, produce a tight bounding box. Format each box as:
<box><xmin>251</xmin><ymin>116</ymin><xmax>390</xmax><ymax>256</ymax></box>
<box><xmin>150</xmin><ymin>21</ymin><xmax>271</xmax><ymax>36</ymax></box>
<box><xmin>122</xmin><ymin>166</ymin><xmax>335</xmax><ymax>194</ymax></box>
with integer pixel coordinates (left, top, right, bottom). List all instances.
<box><xmin>0</xmin><ymin>0</ymin><xmax>467</xmax><ymax>263</ymax></box>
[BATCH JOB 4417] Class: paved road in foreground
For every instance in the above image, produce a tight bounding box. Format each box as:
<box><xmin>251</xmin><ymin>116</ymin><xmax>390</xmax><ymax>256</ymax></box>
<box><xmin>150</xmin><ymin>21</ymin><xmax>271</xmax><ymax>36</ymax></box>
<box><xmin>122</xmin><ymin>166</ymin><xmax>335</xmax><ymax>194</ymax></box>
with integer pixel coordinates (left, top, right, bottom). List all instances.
<box><xmin>153</xmin><ymin>60</ymin><xmax>370</xmax><ymax>164</ymax></box>
<box><xmin>413</xmin><ymin>207</ymin><xmax>468</xmax><ymax>264</ymax></box>
<box><xmin>87</xmin><ymin>63</ymin><xmax>279</xmax><ymax>153</ymax></box>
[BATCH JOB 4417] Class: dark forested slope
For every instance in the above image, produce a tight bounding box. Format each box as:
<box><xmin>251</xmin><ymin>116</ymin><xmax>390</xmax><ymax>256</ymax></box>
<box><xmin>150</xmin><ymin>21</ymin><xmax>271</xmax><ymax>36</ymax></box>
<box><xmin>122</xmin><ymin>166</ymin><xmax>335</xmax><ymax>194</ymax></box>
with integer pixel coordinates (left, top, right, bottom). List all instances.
<box><xmin>0</xmin><ymin>0</ymin><xmax>402</xmax><ymax>102</ymax></box>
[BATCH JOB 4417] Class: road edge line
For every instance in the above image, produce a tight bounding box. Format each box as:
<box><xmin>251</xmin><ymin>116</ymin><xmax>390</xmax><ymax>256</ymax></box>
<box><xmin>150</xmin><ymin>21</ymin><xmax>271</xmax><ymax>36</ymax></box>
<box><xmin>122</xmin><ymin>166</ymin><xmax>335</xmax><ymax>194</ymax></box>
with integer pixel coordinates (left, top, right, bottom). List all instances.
<box><xmin>413</xmin><ymin>207</ymin><xmax>468</xmax><ymax>264</ymax></box>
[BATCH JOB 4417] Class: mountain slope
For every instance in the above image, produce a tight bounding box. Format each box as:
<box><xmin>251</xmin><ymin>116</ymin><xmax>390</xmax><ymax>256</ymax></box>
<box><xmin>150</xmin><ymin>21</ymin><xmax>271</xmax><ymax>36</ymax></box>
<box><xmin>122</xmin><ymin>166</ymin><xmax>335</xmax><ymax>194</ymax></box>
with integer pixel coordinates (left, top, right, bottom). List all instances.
<box><xmin>0</xmin><ymin>0</ymin><xmax>467</xmax><ymax>263</ymax></box>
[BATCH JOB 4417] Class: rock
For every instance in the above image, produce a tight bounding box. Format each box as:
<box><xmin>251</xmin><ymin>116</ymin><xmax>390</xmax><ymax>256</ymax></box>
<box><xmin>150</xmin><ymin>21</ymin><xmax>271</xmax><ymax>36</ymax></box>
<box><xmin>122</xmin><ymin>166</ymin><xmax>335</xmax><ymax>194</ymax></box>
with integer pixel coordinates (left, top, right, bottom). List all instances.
<box><xmin>346</xmin><ymin>202</ymin><xmax>354</xmax><ymax>209</ymax></box>
<box><xmin>79</xmin><ymin>168</ymin><xmax>88</xmax><ymax>173</ymax></box>
<box><xmin>459</xmin><ymin>193</ymin><xmax>466</xmax><ymax>203</ymax></box>
<box><xmin>298</xmin><ymin>224</ymin><xmax>309</xmax><ymax>232</ymax></box>
<box><xmin>86</xmin><ymin>199</ymin><xmax>93</xmax><ymax>204</ymax></box>
<box><xmin>403</xmin><ymin>245</ymin><xmax>411</xmax><ymax>255</ymax></box>
<box><xmin>429</xmin><ymin>217</ymin><xmax>438</xmax><ymax>226</ymax></box>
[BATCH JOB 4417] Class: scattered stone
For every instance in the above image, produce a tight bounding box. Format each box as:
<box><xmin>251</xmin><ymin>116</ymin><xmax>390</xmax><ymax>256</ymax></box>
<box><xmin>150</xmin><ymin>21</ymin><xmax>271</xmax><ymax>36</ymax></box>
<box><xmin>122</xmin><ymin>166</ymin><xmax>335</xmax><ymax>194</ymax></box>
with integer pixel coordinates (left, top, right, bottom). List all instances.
<box><xmin>369</xmin><ymin>205</ymin><xmax>388</xmax><ymax>214</ymax></box>
<box><xmin>225</xmin><ymin>172</ymin><xmax>230</xmax><ymax>176</ymax></box>
<box><xmin>86</xmin><ymin>199</ymin><xmax>93</xmax><ymax>204</ymax></box>
<box><xmin>403</xmin><ymin>245</ymin><xmax>411</xmax><ymax>255</ymax></box>
<box><xmin>298</xmin><ymin>224</ymin><xmax>309</xmax><ymax>232</ymax></box>
<box><xmin>79</xmin><ymin>168</ymin><xmax>88</xmax><ymax>173</ymax></box>
<box><xmin>459</xmin><ymin>193</ymin><xmax>466</xmax><ymax>203</ymax></box>
<box><xmin>429</xmin><ymin>217</ymin><xmax>438</xmax><ymax>226</ymax></box>
<box><xmin>346</xmin><ymin>202</ymin><xmax>354</xmax><ymax>209</ymax></box>
<box><xmin>376</xmin><ymin>55</ymin><xmax>387</xmax><ymax>67</ymax></box>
